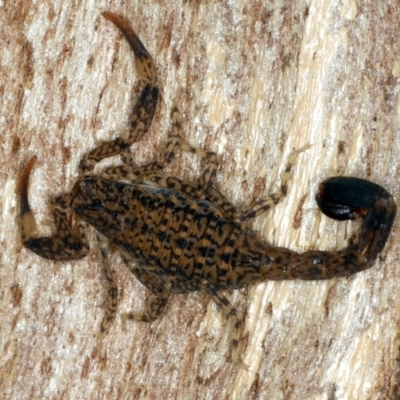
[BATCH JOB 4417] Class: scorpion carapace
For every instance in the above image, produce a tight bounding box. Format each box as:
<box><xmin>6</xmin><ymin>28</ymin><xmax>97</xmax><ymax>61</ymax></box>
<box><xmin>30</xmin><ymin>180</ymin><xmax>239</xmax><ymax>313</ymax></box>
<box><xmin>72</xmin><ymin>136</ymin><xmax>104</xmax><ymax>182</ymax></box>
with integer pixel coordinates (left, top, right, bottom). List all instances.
<box><xmin>19</xmin><ymin>12</ymin><xmax>396</xmax><ymax>362</ymax></box>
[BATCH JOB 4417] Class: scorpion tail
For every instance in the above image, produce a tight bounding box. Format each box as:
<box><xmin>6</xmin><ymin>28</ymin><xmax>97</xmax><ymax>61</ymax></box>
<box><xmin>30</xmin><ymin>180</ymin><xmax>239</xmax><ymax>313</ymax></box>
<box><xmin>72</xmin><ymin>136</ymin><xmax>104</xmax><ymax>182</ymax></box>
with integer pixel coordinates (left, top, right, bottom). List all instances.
<box><xmin>316</xmin><ymin>176</ymin><xmax>396</xmax><ymax>262</ymax></box>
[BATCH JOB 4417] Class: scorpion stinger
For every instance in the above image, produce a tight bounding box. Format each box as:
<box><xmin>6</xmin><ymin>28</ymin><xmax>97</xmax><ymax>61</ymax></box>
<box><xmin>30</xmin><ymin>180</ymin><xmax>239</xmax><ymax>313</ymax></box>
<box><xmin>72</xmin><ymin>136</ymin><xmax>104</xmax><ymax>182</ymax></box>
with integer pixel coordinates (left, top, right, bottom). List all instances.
<box><xmin>316</xmin><ymin>176</ymin><xmax>396</xmax><ymax>263</ymax></box>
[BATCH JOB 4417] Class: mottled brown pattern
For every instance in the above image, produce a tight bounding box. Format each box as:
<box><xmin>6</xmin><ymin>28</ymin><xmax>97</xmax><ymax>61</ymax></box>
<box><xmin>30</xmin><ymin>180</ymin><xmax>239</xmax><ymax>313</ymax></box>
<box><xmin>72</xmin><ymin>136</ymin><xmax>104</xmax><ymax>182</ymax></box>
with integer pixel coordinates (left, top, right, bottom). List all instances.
<box><xmin>19</xmin><ymin>11</ymin><xmax>396</xmax><ymax>370</ymax></box>
<box><xmin>3</xmin><ymin>2</ymin><xmax>400</xmax><ymax>399</ymax></box>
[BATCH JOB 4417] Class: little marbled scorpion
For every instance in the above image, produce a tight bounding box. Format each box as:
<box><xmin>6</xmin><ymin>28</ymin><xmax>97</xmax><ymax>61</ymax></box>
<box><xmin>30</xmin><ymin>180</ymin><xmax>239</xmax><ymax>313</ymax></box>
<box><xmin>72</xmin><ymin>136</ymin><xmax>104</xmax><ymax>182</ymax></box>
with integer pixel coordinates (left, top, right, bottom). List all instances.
<box><xmin>20</xmin><ymin>12</ymin><xmax>397</xmax><ymax>361</ymax></box>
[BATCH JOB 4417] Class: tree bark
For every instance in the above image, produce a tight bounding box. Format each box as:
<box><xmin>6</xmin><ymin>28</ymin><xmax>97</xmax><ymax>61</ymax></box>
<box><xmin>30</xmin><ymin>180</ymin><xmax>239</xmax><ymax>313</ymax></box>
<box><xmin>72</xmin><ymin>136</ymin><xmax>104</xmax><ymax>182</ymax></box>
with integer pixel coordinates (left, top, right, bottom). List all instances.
<box><xmin>1</xmin><ymin>1</ymin><xmax>400</xmax><ymax>399</ymax></box>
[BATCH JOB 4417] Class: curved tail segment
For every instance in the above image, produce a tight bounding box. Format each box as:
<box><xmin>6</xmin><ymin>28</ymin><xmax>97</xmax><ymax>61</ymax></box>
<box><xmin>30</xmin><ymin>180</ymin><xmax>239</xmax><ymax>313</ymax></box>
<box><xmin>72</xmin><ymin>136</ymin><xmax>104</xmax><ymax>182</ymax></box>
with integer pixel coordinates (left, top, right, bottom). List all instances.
<box><xmin>259</xmin><ymin>176</ymin><xmax>396</xmax><ymax>281</ymax></box>
<box><xmin>316</xmin><ymin>176</ymin><xmax>396</xmax><ymax>270</ymax></box>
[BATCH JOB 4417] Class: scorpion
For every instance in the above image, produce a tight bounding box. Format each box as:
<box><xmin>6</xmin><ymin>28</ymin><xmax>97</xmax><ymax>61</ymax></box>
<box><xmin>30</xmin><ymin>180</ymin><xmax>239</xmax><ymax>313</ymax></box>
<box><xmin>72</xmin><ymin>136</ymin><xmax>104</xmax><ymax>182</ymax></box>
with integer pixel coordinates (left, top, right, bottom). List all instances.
<box><xmin>20</xmin><ymin>12</ymin><xmax>396</xmax><ymax>362</ymax></box>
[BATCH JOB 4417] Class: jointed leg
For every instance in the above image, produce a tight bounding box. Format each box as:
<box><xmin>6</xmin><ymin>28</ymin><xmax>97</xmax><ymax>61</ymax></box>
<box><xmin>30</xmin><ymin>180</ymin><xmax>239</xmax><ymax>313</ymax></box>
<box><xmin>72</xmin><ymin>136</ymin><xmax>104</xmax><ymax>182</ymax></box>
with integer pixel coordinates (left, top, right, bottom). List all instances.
<box><xmin>98</xmin><ymin>241</ymin><xmax>170</xmax><ymax>337</ymax></box>
<box><xmin>150</xmin><ymin>110</ymin><xmax>310</xmax><ymax>222</ymax></box>
<box><xmin>201</xmin><ymin>281</ymin><xmax>244</xmax><ymax>364</ymax></box>
<box><xmin>97</xmin><ymin>234</ymin><xmax>118</xmax><ymax>339</ymax></box>
<box><xmin>147</xmin><ymin>144</ymin><xmax>310</xmax><ymax>222</ymax></box>
<box><xmin>165</xmin><ymin>106</ymin><xmax>221</xmax><ymax>196</ymax></box>
<box><xmin>122</xmin><ymin>293</ymin><xmax>169</xmax><ymax>326</ymax></box>
<box><xmin>100</xmin><ymin>161</ymin><xmax>164</xmax><ymax>182</ymax></box>
<box><xmin>120</xmin><ymin>252</ymin><xmax>170</xmax><ymax>325</ymax></box>
<box><xmin>201</xmin><ymin>281</ymin><xmax>237</xmax><ymax>317</ymax></box>
<box><xmin>238</xmin><ymin>145</ymin><xmax>310</xmax><ymax>222</ymax></box>
<box><xmin>100</xmin><ymin>104</ymin><xmax>225</xmax><ymax>205</ymax></box>
<box><xmin>168</xmin><ymin>278</ymin><xmax>244</xmax><ymax>363</ymax></box>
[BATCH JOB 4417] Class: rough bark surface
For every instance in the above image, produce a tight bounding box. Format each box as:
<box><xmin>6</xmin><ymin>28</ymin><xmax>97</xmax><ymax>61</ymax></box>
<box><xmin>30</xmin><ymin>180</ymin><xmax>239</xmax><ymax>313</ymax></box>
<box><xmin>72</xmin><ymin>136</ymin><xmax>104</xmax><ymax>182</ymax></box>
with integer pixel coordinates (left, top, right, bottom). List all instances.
<box><xmin>1</xmin><ymin>1</ymin><xmax>400</xmax><ymax>399</ymax></box>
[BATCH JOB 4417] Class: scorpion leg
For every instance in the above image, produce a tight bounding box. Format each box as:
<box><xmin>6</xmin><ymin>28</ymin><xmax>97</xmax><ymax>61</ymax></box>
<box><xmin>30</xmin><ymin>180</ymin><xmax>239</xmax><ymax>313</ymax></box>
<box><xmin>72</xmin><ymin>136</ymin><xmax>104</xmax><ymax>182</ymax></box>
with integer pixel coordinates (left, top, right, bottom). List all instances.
<box><xmin>98</xmin><ymin>243</ymin><xmax>171</xmax><ymax>337</ymax></box>
<box><xmin>79</xmin><ymin>12</ymin><xmax>159</xmax><ymax>177</ymax></box>
<box><xmin>169</xmin><ymin>279</ymin><xmax>244</xmax><ymax>364</ymax></box>
<box><xmin>145</xmin><ymin>143</ymin><xmax>310</xmax><ymax>221</ymax></box>
<box><xmin>201</xmin><ymin>281</ymin><xmax>245</xmax><ymax>365</ymax></box>
<box><xmin>119</xmin><ymin>252</ymin><xmax>170</xmax><ymax>325</ymax></box>
<box><xmin>96</xmin><ymin>234</ymin><xmax>118</xmax><ymax>339</ymax></box>
<box><xmin>164</xmin><ymin>106</ymin><xmax>220</xmax><ymax>196</ymax></box>
<box><xmin>97</xmin><ymin>112</ymin><xmax>181</xmax><ymax>183</ymax></box>
<box><xmin>167</xmin><ymin>272</ymin><xmax>240</xmax><ymax>310</ymax></box>
<box><xmin>20</xmin><ymin>157</ymin><xmax>90</xmax><ymax>260</ymax></box>
<box><xmin>132</xmin><ymin>104</ymin><xmax>237</xmax><ymax>216</ymax></box>
<box><xmin>239</xmin><ymin>146</ymin><xmax>310</xmax><ymax>222</ymax></box>
<box><xmin>105</xmin><ymin>104</ymin><xmax>229</xmax><ymax>213</ymax></box>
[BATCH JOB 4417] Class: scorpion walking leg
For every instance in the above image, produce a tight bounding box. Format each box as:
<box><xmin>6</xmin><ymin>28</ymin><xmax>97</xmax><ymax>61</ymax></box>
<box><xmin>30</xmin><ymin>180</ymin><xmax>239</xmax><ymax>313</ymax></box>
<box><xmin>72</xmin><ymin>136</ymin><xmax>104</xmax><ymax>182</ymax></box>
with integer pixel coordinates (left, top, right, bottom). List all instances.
<box><xmin>239</xmin><ymin>146</ymin><xmax>310</xmax><ymax>222</ymax></box>
<box><xmin>169</xmin><ymin>279</ymin><xmax>244</xmax><ymax>364</ymax></box>
<box><xmin>96</xmin><ymin>234</ymin><xmax>118</xmax><ymax>339</ymax></box>
<box><xmin>99</xmin><ymin>104</ymin><xmax>226</xmax><ymax>204</ymax></box>
<box><xmin>119</xmin><ymin>252</ymin><xmax>170</xmax><ymax>325</ymax></box>
<box><xmin>202</xmin><ymin>281</ymin><xmax>245</xmax><ymax>365</ymax></box>
<box><xmin>114</xmin><ymin>104</ymin><xmax>237</xmax><ymax>218</ymax></box>
<box><xmin>98</xmin><ymin>244</ymin><xmax>170</xmax><ymax>337</ymax></box>
<box><xmin>164</xmin><ymin>106</ymin><xmax>220</xmax><ymax>196</ymax></box>
<box><xmin>79</xmin><ymin>12</ymin><xmax>158</xmax><ymax>177</ymax></box>
<box><xmin>146</xmin><ymin>143</ymin><xmax>310</xmax><ymax>221</ymax></box>
<box><xmin>97</xmin><ymin>107</ymin><xmax>186</xmax><ymax>183</ymax></box>
<box><xmin>141</xmin><ymin>105</ymin><xmax>239</xmax><ymax>216</ymax></box>
<box><xmin>20</xmin><ymin>157</ymin><xmax>90</xmax><ymax>260</ymax></box>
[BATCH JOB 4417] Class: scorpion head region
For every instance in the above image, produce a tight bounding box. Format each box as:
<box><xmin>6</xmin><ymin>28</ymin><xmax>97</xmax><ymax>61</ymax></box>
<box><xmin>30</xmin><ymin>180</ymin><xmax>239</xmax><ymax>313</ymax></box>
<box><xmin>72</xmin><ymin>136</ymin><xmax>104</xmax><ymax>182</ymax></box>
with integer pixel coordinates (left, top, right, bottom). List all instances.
<box><xmin>71</xmin><ymin>178</ymin><xmax>123</xmax><ymax>234</ymax></box>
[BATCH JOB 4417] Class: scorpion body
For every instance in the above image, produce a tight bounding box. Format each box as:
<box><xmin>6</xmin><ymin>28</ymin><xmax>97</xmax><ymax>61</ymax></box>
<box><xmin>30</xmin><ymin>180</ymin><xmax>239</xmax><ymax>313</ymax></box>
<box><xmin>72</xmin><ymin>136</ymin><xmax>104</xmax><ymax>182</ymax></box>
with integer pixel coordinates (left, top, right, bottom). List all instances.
<box><xmin>20</xmin><ymin>12</ymin><xmax>396</xmax><ymax>361</ymax></box>
<box><xmin>72</xmin><ymin>175</ymin><xmax>394</xmax><ymax>290</ymax></box>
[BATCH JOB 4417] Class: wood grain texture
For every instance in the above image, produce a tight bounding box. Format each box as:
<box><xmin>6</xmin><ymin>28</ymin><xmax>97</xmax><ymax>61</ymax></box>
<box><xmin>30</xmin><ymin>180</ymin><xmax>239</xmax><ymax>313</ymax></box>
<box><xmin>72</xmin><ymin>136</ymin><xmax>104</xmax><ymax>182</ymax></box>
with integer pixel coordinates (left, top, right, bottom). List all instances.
<box><xmin>1</xmin><ymin>1</ymin><xmax>400</xmax><ymax>399</ymax></box>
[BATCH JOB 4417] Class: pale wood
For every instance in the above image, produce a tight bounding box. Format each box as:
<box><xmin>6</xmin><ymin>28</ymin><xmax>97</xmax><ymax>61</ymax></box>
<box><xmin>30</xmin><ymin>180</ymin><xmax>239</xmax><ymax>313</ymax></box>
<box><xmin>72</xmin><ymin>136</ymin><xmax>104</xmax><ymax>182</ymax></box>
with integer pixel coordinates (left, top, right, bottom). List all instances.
<box><xmin>1</xmin><ymin>1</ymin><xmax>400</xmax><ymax>399</ymax></box>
